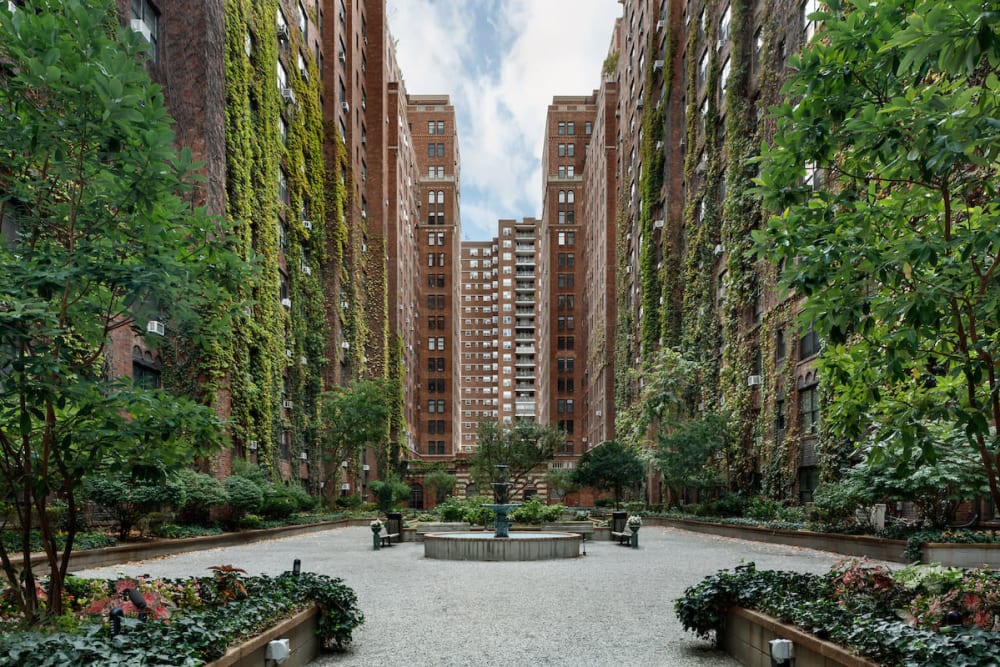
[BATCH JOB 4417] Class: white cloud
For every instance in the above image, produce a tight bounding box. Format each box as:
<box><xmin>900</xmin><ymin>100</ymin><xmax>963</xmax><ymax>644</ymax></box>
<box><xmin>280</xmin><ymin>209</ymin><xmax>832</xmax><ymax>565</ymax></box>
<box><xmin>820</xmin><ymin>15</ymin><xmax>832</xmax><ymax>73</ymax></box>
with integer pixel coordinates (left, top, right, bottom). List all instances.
<box><xmin>386</xmin><ymin>1</ymin><xmax>621</xmax><ymax>240</ymax></box>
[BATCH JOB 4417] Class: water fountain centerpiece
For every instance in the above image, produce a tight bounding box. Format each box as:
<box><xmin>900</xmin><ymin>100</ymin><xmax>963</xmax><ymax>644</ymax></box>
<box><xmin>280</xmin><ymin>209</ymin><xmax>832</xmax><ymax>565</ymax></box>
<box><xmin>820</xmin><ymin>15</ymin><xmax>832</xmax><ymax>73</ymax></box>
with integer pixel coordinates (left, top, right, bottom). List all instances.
<box><xmin>485</xmin><ymin>464</ymin><xmax>519</xmax><ymax>538</ymax></box>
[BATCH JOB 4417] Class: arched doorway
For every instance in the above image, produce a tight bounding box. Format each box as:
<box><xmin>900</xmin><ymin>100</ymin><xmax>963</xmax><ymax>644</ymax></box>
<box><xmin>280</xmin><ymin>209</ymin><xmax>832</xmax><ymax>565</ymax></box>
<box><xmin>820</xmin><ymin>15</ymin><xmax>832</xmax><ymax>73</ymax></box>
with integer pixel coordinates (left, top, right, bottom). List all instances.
<box><xmin>410</xmin><ymin>483</ymin><xmax>424</xmax><ymax>510</ymax></box>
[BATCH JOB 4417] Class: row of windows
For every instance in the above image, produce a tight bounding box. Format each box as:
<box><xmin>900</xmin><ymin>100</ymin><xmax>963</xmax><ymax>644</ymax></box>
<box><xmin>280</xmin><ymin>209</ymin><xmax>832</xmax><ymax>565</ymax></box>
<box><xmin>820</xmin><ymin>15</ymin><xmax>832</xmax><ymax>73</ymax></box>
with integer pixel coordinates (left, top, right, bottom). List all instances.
<box><xmin>557</xmin><ymin>316</ymin><xmax>575</xmax><ymax>331</ymax></box>
<box><xmin>425</xmin><ymin>441</ymin><xmax>446</xmax><ymax>455</ymax></box>
<box><xmin>427</xmin><ymin>399</ymin><xmax>447</xmax><ymax>413</ymax></box>
<box><xmin>427</xmin><ymin>274</ymin><xmax>446</xmax><ymax>288</ymax></box>
<box><xmin>427</xmin><ymin>120</ymin><xmax>446</xmax><ymax>135</ymax></box>
<box><xmin>427</xmin><ymin>316</ymin><xmax>446</xmax><ymax>330</ymax></box>
<box><xmin>426</xmin><ymin>253</ymin><xmax>447</xmax><ymax>266</ymax></box>
<box><xmin>427</xmin><ymin>419</ymin><xmax>446</xmax><ymax>433</ymax></box>
<box><xmin>427</xmin><ymin>143</ymin><xmax>445</xmax><ymax>158</ymax></box>
<box><xmin>556</xmin><ymin>295</ymin><xmax>575</xmax><ymax>310</ymax></box>
<box><xmin>427</xmin><ymin>337</ymin><xmax>446</xmax><ymax>351</ymax></box>
<box><xmin>555</xmin><ymin>121</ymin><xmax>592</xmax><ymax>136</ymax></box>
<box><xmin>556</xmin><ymin>144</ymin><xmax>576</xmax><ymax>157</ymax></box>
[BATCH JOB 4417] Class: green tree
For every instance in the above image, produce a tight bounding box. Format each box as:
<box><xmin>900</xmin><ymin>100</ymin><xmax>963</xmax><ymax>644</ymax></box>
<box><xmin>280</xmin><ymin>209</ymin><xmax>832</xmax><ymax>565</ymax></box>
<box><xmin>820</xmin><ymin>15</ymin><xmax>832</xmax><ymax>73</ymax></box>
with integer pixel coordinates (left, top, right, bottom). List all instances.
<box><xmin>368</xmin><ymin>475</ymin><xmax>411</xmax><ymax>513</ymax></box>
<box><xmin>424</xmin><ymin>470</ymin><xmax>457</xmax><ymax>504</ymax></box>
<box><xmin>572</xmin><ymin>440</ymin><xmax>645</xmax><ymax>509</ymax></box>
<box><xmin>469</xmin><ymin>421</ymin><xmax>563</xmax><ymax>498</ymax></box>
<box><xmin>753</xmin><ymin>0</ymin><xmax>1000</xmax><ymax>510</ymax></box>
<box><xmin>83</xmin><ymin>472</ymin><xmax>185</xmax><ymax>541</ymax></box>
<box><xmin>654</xmin><ymin>413</ymin><xmax>730</xmax><ymax>507</ymax></box>
<box><xmin>0</xmin><ymin>0</ymin><xmax>248</xmax><ymax>622</ymax></box>
<box><xmin>319</xmin><ymin>378</ymin><xmax>394</xmax><ymax>482</ymax></box>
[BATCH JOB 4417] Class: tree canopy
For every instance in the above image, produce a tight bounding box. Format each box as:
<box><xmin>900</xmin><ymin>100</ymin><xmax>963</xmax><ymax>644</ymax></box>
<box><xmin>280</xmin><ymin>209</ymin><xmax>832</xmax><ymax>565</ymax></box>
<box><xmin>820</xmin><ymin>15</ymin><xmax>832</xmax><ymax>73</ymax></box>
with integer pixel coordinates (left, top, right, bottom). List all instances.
<box><xmin>0</xmin><ymin>0</ymin><xmax>249</xmax><ymax>622</ymax></box>
<box><xmin>468</xmin><ymin>421</ymin><xmax>563</xmax><ymax>498</ymax></box>
<box><xmin>572</xmin><ymin>440</ymin><xmax>645</xmax><ymax>508</ymax></box>
<box><xmin>753</xmin><ymin>0</ymin><xmax>1000</xmax><ymax>510</ymax></box>
<box><xmin>320</xmin><ymin>378</ymin><xmax>395</xmax><ymax>478</ymax></box>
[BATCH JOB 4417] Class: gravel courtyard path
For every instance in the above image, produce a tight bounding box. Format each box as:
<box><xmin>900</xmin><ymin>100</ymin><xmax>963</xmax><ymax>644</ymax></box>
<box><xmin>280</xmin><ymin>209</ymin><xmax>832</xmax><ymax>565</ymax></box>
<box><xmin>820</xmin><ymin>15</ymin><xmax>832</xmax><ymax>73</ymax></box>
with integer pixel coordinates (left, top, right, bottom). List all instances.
<box><xmin>77</xmin><ymin>526</ymin><xmax>858</xmax><ymax>666</ymax></box>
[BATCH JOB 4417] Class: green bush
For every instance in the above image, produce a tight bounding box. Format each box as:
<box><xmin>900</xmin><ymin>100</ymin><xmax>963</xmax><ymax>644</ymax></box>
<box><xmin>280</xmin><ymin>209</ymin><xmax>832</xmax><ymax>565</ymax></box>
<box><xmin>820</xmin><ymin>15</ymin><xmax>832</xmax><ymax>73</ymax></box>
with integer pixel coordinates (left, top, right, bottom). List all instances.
<box><xmin>463</xmin><ymin>496</ymin><xmax>495</xmax><ymax>526</ymax></box>
<box><xmin>368</xmin><ymin>475</ymin><xmax>411</xmax><ymax>513</ymax></box>
<box><xmin>224</xmin><ymin>475</ymin><xmax>263</xmax><ymax>520</ymax></box>
<box><xmin>335</xmin><ymin>494</ymin><xmax>362</xmax><ymax>510</ymax></box>
<box><xmin>745</xmin><ymin>496</ymin><xmax>782</xmax><ymax>522</ymax></box>
<box><xmin>238</xmin><ymin>513</ymin><xmax>263</xmax><ymax>529</ymax></box>
<box><xmin>594</xmin><ymin>497</ymin><xmax>614</xmax><ymax>508</ymax></box>
<box><xmin>510</xmin><ymin>498</ymin><xmax>563</xmax><ymax>524</ymax></box>
<box><xmin>173</xmin><ymin>469</ymin><xmax>227</xmax><ymax>525</ymax></box>
<box><xmin>83</xmin><ymin>475</ymin><xmax>185</xmax><ymax>540</ymax></box>
<box><xmin>435</xmin><ymin>497</ymin><xmax>466</xmax><ymax>522</ymax></box>
<box><xmin>0</xmin><ymin>571</ymin><xmax>364</xmax><ymax>663</ymax></box>
<box><xmin>260</xmin><ymin>485</ymin><xmax>299</xmax><ymax>520</ymax></box>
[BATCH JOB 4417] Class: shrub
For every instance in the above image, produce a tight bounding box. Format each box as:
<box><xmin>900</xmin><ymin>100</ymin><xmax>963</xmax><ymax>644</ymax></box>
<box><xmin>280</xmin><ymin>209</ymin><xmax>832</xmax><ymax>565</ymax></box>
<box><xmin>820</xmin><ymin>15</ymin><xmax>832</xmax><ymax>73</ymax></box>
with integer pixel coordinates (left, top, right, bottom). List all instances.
<box><xmin>509</xmin><ymin>498</ymin><xmax>563</xmax><ymax>524</ymax></box>
<box><xmin>173</xmin><ymin>469</ymin><xmax>227</xmax><ymax>525</ymax></box>
<box><xmin>0</xmin><ymin>570</ymin><xmax>364</xmax><ymax>663</ymax></box>
<box><xmin>745</xmin><ymin>496</ymin><xmax>782</xmax><ymax>522</ymax></box>
<box><xmin>335</xmin><ymin>494</ymin><xmax>362</xmax><ymax>510</ymax></box>
<box><xmin>260</xmin><ymin>485</ymin><xmax>299</xmax><ymax>520</ymax></box>
<box><xmin>224</xmin><ymin>476</ymin><xmax>263</xmax><ymax>521</ymax></box>
<box><xmin>435</xmin><ymin>497</ymin><xmax>466</xmax><ymax>522</ymax></box>
<box><xmin>83</xmin><ymin>476</ymin><xmax>185</xmax><ymax>540</ymax></box>
<box><xmin>368</xmin><ymin>475</ymin><xmax>411</xmax><ymax>513</ymax></box>
<box><xmin>463</xmin><ymin>496</ymin><xmax>496</xmax><ymax>526</ymax></box>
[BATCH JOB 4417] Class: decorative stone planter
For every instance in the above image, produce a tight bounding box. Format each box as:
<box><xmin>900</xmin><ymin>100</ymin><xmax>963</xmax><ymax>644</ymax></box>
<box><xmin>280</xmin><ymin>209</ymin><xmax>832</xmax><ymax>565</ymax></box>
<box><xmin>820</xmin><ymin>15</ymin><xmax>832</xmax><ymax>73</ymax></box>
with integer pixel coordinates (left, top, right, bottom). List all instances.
<box><xmin>423</xmin><ymin>532</ymin><xmax>581</xmax><ymax>561</ymax></box>
<box><xmin>207</xmin><ymin>605</ymin><xmax>320</xmax><ymax>667</ymax></box>
<box><xmin>721</xmin><ymin>607</ymin><xmax>879</xmax><ymax>667</ymax></box>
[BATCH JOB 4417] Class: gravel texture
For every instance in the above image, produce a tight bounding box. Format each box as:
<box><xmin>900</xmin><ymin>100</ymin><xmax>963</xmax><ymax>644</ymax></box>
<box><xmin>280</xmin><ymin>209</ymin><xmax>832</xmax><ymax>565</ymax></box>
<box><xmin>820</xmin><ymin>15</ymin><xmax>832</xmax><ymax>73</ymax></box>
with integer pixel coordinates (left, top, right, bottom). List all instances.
<box><xmin>76</xmin><ymin>525</ymin><xmax>856</xmax><ymax>666</ymax></box>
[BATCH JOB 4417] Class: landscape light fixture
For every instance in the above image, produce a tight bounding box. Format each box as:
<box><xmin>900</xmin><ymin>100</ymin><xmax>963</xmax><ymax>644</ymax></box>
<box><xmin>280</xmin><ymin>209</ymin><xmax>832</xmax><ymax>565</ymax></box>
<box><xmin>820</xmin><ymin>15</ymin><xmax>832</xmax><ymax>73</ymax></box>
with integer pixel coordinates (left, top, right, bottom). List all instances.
<box><xmin>768</xmin><ymin>638</ymin><xmax>794</xmax><ymax>667</ymax></box>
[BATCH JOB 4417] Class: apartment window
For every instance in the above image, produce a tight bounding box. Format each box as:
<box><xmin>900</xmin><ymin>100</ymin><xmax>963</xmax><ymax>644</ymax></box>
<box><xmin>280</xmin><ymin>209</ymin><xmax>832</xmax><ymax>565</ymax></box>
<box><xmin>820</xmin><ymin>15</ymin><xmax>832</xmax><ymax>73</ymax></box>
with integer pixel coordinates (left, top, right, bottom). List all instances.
<box><xmin>557</xmin><ymin>121</ymin><xmax>565</xmax><ymax>135</ymax></box>
<box><xmin>567</xmin><ymin>143</ymin><xmax>575</xmax><ymax>157</ymax></box>
<box><xmin>277</xmin><ymin>61</ymin><xmax>288</xmax><ymax>90</ymax></box>
<box><xmin>131</xmin><ymin>346</ymin><xmax>161</xmax><ymax>389</ymax></box>
<box><xmin>558</xmin><ymin>419</ymin><xmax>574</xmax><ymax>435</ymax></box>
<box><xmin>585</xmin><ymin>121</ymin><xmax>592</xmax><ymax>135</ymax></box>
<box><xmin>775</xmin><ymin>397</ymin><xmax>786</xmax><ymax>443</ymax></box>
<box><xmin>437</xmin><ymin>121</ymin><xmax>445</xmax><ymax>134</ymax></box>
<box><xmin>567</xmin><ymin>121</ymin><xmax>575</xmax><ymax>135</ymax></box>
<box><xmin>776</xmin><ymin>329</ymin><xmax>787</xmax><ymax>363</ymax></box>
<box><xmin>298</xmin><ymin>1</ymin><xmax>307</xmax><ymax>38</ymax></box>
<box><xmin>803</xmin><ymin>0</ymin><xmax>820</xmax><ymax>43</ymax></box>
<box><xmin>558</xmin><ymin>144</ymin><xmax>566</xmax><ymax>157</ymax></box>
<box><xmin>800</xmin><ymin>324</ymin><xmax>819</xmax><ymax>359</ymax></box>
<box><xmin>428</xmin><ymin>121</ymin><xmax>436</xmax><ymax>134</ymax></box>
<box><xmin>427</xmin><ymin>143</ymin><xmax>435</xmax><ymax>158</ymax></box>
<box><xmin>427</xmin><ymin>400</ymin><xmax>437</xmax><ymax>413</ymax></box>
<box><xmin>557</xmin><ymin>166</ymin><xmax>566</xmax><ymax>179</ymax></box>
<box><xmin>719</xmin><ymin>4</ymin><xmax>731</xmax><ymax>48</ymax></box>
<box><xmin>557</xmin><ymin>273</ymin><xmax>574</xmax><ymax>288</ymax></box>
<box><xmin>436</xmin><ymin>143</ymin><xmax>445</xmax><ymax>157</ymax></box>
<box><xmin>130</xmin><ymin>0</ymin><xmax>160</xmax><ymax>62</ymax></box>
<box><xmin>799</xmin><ymin>385</ymin><xmax>820</xmax><ymax>434</ymax></box>
<box><xmin>438</xmin><ymin>252</ymin><xmax>446</xmax><ymax>267</ymax></box>
<box><xmin>278</xmin><ymin>168</ymin><xmax>289</xmax><ymax>206</ymax></box>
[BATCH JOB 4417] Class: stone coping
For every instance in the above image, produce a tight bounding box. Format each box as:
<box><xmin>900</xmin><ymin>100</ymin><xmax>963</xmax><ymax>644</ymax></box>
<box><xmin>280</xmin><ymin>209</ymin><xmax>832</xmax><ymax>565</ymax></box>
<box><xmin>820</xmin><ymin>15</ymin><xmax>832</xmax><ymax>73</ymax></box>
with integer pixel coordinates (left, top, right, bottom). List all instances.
<box><xmin>24</xmin><ymin>518</ymin><xmax>363</xmax><ymax>572</ymax></box>
<box><xmin>647</xmin><ymin>516</ymin><xmax>1000</xmax><ymax>567</ymax></box>
<box><xmin>723</xmin><ymin>606</ymin><xmax>879</xmax><ymax>667</ymax></box>
<box><xmin>207</xmin><ymin>604</ymin><xmax>320</xmax><ymax>667</ymax></box>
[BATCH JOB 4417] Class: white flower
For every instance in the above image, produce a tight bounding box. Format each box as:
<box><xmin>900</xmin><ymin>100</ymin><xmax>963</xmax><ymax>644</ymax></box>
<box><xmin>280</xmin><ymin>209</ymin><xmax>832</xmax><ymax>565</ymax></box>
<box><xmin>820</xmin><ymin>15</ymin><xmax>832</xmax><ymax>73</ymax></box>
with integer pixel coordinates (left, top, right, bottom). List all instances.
<box><xmin>627</xmin><ymin>514</ymin><xmax>642</xmax><ymax>527</ymax></box>
<box><xmin>370</xmin><ymin>519</ymin><xmax>383</xmax><ymax>528</ymax></box>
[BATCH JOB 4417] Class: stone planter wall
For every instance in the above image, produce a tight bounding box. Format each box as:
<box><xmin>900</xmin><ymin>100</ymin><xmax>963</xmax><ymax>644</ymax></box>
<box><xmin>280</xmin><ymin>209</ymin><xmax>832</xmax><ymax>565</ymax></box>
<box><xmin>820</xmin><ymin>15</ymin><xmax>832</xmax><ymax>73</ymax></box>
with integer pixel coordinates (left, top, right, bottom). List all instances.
<box><xmin>414</xmin><ymin>522</ymin><xmax>471</xmax><ymax>541</ymax></box>
<box><xmin>207</xmin><ymin>605</ymin><xmax>320</xmax><ymax>667</ymax></box>
<box><xmin>722</xmin><ymin>607</ymin><xmax>879</xmax><ymax>667</ymax></box>
<box><xmin>645</xmin><ymin>516</ymin><xmax>1000</xmax><ymax>567</ymax></box>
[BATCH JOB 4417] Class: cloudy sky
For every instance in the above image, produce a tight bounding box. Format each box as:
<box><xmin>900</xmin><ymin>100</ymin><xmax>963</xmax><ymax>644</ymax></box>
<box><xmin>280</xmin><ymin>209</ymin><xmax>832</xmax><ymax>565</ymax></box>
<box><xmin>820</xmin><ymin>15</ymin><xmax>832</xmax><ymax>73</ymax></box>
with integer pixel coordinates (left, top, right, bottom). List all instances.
<box><xmin>385</xmin><ymin>1</ymin><xmax>622</xmax><ymax>241</ymax></box>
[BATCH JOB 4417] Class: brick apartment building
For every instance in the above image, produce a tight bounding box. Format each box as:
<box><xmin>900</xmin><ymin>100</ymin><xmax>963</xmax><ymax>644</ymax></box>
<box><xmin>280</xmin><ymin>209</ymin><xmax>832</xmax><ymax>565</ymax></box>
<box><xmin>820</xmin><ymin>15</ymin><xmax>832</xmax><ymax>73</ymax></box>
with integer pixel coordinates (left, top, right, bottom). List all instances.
<box><xmin>99</xmin><ymin>0</ymin><xmax>832</xmax><ymax>506</ymax></box>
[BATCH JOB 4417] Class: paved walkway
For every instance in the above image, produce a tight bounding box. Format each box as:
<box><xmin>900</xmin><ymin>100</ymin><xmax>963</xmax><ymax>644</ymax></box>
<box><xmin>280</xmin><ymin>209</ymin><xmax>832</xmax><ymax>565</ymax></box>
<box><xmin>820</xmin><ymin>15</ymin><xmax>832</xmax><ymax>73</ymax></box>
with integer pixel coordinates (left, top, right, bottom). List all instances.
<box><xmin>77</xmin><ymin>526</ymin><xmax>858</xmax><ymax>666</ymax></box>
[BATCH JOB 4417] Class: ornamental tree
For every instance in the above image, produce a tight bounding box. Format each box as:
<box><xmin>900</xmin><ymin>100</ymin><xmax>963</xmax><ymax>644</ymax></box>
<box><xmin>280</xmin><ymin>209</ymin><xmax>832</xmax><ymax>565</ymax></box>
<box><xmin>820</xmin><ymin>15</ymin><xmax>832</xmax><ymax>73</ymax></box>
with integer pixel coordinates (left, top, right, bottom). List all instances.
<box><xmin>468</xmin><ymin>421</ymin><xmax>563</xmax><ymax>498</ymax></box>
<box><xmin>753</xmin><ymin>0</ymin><xmax>1000</xmax><ymax>509</ymax></box>
<box><xmin>0</xmin><ymin>0</ymin><xmax>248</xmax><ymax>623</ymax></box>
<box><xmin>319</xmin><ymin>378</ymin><xmax>394</xmax><ymax>480</ymax></box>
<box><xmin>572</xmin><ymin>440</ymin><xmax>645</xmax><ymax>509</ymax></box>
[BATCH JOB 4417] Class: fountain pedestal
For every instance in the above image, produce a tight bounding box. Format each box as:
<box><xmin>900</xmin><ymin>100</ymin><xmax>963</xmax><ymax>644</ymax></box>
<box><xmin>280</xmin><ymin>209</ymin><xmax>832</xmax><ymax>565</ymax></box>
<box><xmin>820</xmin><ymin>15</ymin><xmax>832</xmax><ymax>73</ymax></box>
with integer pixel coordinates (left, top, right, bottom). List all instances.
<box><xmin>484</xmin><ymin>503</ymin><xmax>518</xmax><ymax>538</ymax></box>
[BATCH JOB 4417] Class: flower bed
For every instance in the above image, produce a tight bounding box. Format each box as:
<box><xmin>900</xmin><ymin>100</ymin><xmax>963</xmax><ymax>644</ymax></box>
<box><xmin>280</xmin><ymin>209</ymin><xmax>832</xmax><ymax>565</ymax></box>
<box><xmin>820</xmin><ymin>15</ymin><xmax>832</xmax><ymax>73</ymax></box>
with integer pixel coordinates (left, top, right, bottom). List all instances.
<box><xmin>676</xmin><ymin>561</ymin><xmax>1000</xmax><ymax>666</ymax></box>
<box><xmin>0</xmin><ymin>567</ymin><xmax>363</xmax><ymax>666</ymax></box>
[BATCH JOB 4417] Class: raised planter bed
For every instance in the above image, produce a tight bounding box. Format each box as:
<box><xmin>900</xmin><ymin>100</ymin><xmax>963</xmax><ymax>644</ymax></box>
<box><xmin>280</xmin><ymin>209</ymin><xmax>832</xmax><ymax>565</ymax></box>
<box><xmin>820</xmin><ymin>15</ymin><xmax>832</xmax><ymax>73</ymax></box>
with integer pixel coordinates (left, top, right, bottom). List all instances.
<box><xmin>722</xmin><ymin>606</ymin><xmax>879</xmax><ymax>667</ymax></box>
<box><xmin>208</xmin><ymin>605</ymin><xmax>321</xmax><ymax>667</ymax></box>
<box><xmin>16</xmin><ymin>518</ymin><xmax>361</xmax><ymax>572</ymax></box>
<box><xmin>644</xmin><ymin>516</ymin><xmax>1000</xmax><ymax>567</ymax></box>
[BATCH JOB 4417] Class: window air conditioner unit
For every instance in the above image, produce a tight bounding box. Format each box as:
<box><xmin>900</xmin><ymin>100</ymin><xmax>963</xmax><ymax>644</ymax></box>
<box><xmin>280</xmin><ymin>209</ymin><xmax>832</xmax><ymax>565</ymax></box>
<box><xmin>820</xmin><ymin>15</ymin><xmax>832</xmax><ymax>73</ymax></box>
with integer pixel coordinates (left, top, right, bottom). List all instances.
<box><xmin>653</xmin><ymin>59</ymin><xmax>664</xmax><ymax>71</ymax></box>
<box><xmin>341</xmin><ymin>460</ymin><xmax>349</xmax><ymax>468</ymax></box>
<box><xmin>341</xmin><ymin>341</ymin><xmax>350</xmax><ymax>349</ymax></box>
<box><xmin>341</xmin><ymin>101</ymin><xmax>349</xmax><ymax>113</ymax></box>
<box><xmin>341</xmin><ymin>483</ymin><xmax>350</xmax><ymax>491</ymax></box>
<box><xmin>747</xmin><ymin>375</ymin><xmax>762</xmax><ymax>387</ymax></box>
<box><xmin>300</xmin><ymin>452</ymin><xmax>308</xmax><ymax>460</ymax></box>
<box><xmin>281</xmin><ymin>297</ymin><xmax>292</xmax><ymax>308</ymax></box>
<box><xmin>146</xmin><ymin>320</ymin><xmax>165</xmax><ymax>336</ymax></box>
<box><xmin>338</xmin><ymin>51</ymin><xmax>346</xmax><ymax>63</ymax></box>
<box><xmin>653</xmin><ymin>219</ymin><xmax>664</xmax><ymax>229</ymax></box>
<box><xmin>300</xmin><ymin>355</ymin><xmax>308</xmax><ymax>365</ymax></box>
<box><xmin>130</xmin><ymin>19</ymin><xmax>153</xmax><ymax>43</ymax></box>
<box><xmin>361</xmin><ymin>135</ymin><xmax>367</xmax><ymax>144</ymax></box>
<box><xmin>657</xmin><ymin>19</ymin><xmax>665</xmax><ymax>30</ymax></box>
<box><xmin>715</xmin><ymin>243</ymin><xmax>725</xmax><ymax>255</ymax></box>
<box><xmin>248</xmin><ymin>440</ymin><xmax>259</xmax><ymax>450</ymax></box>
<box><xmin>302</xmin><ymin>264</ymin><xmax>312</xmax><ymax>276</ymax></box>
<box><xmin>285</xmin><ymin>348</ymin><xmax>293</xmax><ymax>358</ymax></box>
<box><xmin>276</xmin><ymin>23</ymin><xmax>289</xmax><ymax>43</ymax></box>
<box><xmin>280</xmin><ymin>87</ymin><xmax>296</xmax><ymax>104</ymax></box>
<box><xmin>283</xmin><ymin>399</ymin><xmax>294</xmax><ymax>409</ymax></box>
<box><xmin>595</xmin><ymin>410</ymin><xmax>602</xmax><ymax>417</ymax></box>
<box><xmin>302</xmin><ymin>220</ymin><xmax>313</xmax><ymax>230</ymax></box>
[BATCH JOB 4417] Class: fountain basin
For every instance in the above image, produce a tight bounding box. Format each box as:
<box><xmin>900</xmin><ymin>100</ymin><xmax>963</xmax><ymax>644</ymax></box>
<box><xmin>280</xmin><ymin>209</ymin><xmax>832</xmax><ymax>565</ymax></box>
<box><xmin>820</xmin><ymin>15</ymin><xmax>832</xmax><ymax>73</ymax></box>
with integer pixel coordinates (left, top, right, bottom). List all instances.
<box><xmin>423</xmin><ymin>531</ymin><xmax>582</xmax><ymax>561</ymax></box>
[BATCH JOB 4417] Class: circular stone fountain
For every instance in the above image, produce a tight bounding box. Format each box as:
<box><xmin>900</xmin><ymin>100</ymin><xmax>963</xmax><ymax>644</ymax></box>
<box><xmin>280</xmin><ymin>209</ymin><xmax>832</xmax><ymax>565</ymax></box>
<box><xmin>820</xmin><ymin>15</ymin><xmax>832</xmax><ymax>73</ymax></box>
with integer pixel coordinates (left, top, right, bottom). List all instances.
<box><xmin>423</xmin><ymin>465</ymin><xmax>582</xmax><ymax>561</ymax></box>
